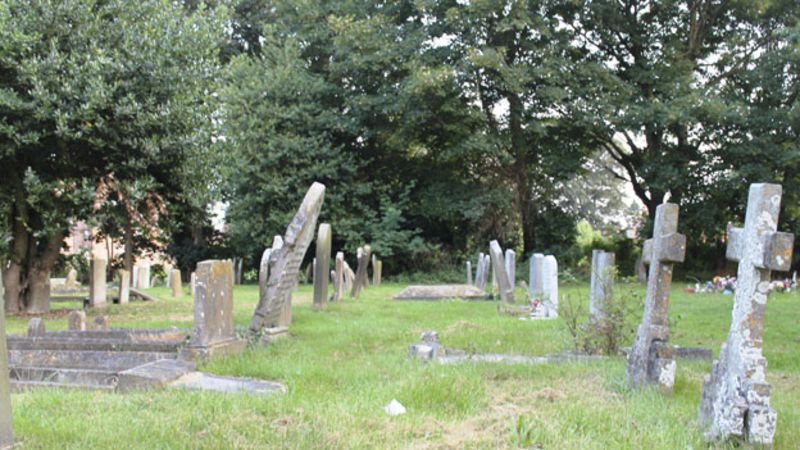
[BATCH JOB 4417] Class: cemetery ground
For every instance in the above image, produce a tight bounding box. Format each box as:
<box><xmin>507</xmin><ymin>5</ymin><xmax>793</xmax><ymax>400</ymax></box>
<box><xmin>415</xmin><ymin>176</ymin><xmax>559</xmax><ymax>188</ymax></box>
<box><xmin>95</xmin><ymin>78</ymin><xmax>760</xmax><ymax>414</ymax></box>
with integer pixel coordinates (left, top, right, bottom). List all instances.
<box><xmin>3</xmin><ymin>283</ymin><xmax>799</xmax><ymax>449</ymax></box>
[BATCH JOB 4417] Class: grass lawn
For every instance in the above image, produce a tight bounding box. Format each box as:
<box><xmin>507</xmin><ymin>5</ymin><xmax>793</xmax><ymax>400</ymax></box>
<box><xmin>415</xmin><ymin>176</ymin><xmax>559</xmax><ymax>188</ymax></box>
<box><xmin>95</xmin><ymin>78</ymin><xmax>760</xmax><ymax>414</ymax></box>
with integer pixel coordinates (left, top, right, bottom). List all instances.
<box><xmin>4</xmin><ymin>282</ymin><xmax>799</xmax><ymax>449</ymax></box>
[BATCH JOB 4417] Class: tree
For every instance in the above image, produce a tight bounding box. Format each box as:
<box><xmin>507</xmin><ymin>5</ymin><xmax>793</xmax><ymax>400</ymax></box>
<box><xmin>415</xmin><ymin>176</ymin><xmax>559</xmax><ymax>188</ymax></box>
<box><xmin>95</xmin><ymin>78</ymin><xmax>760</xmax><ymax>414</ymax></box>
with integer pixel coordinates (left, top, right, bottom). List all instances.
<box><xmin>0</xmin><ymin>0</ymin><xmax>226</xmax><ymax>312</ymax></box>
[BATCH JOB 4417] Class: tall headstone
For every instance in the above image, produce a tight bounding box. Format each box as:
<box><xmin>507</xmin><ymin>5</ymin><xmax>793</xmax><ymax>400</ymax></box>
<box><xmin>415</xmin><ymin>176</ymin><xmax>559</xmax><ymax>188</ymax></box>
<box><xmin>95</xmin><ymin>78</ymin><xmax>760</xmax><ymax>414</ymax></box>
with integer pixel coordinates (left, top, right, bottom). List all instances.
<box><xmin>170</xmin><ymin>269</ymin><xmax>183</xmax><ymax>298</ymax></box>
<box><xmin>466</xmin><ymin>261</ymin><xmax>473</xmax><ymax>286</ymax></box>
<box><xmin>481</xmin><ymin>254</ymin><xmax>491</xmax><ymax>291</ymax></box>
<box><xmin>189</xmin><ymin>272</ymin><xmax>196</xmax><ymax>298</ymax></box>
<box><xmin>505</xmin><ymin>249</ymin><xmax>516</xmax><ymax>289</ymax></box>
<box><xmin>136</xmin><ymin>264</ymin><xmax>151</xmax><ymax>289</ymax></box>
<box><xmin>627</xmin><ymin>203</ymin><xmax>686</xmax><ymax>393</ymax></box>
<box><xmin>635</xmin><ymin>255</ymin><xmax>647</xmax><ymax>283</ymax></box>
<box><xmin>489</xmin><ymin>241</ymin><xmax>514</xmax><ymax>304</ymax></box>
<box><xmin>0</xmin><ymin>272</ymin><xmax>14</xmax><ymax>448</ymax></box>
<box><xmin>589</xmin><ymin>250</ymin><xmax>615</xmax><ymax>321</ymax></box>
<box><xmin>118</xmin><ymin>269</ymin><xmax>130</xmax><ymax>305</ymax></box>
<box><xmin>89</xmin><ymin>257</ymin><xmax>107</xmax><ymax>308</ymax></box>
<box><xmin>541</xmin><ymin>255</ymin><xmax>559</xmax><ymax>316</ymax></box>
<box><xmin>343</xmin><ymin>260</ymin><xmax>355</xmax><ymax>293</ymax></box>
<box><xmin>372</xmin><ymin>258</ymin><xmax>382</xmax><ymax>286</ymax></box>
<box><xmin>185</xmin><ymin>259</ymin><xmax>245</xmax><ymax>358</ymax></box>
<box><xmin>699</xmin><ymin>183</ymin><xmax>794</xmax><ymax>445</ymax></box>
<box><xmin>528</xmin><ymin>253</ymin><xmax>544</xmax><ymax>299</ymax></box>
<box><xmin>333</xmin><ymin>252</ymin><xmax>345</xmax><ymax>301</ymax></box>
<box><xmin>132</xmin><ymin>265</ymin><xmax>140</xmax><ymax>289</ymax></box>
<box><xmin>234</xmin><ymin>258</ymin><xmax>243</xmax><ymax>285</ymax></box>
<box><xmin>313</xmin><ymin>223</ymin><xmax>332</xmax><ymax>310</ymax></box>
<box><xmin>351</xmin><ymin>245</ymin><xmax>372</xmax><ymax>299</ymax></box>
<box><xmin>250</xmin><ymin>182</ymin><xmax>326</xmax><ymax>332</ymax></box>
<box><xmin>475</xmin><ymin>253</ymin><xmax>485</xmax><ymax>290</ymax></box>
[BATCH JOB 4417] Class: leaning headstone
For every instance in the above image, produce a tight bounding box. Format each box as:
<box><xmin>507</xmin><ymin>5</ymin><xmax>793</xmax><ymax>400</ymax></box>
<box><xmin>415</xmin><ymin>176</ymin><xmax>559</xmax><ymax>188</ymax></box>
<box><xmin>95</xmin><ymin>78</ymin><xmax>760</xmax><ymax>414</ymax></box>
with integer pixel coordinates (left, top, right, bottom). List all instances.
<box><xmin>118</xmin><ymin>270</ymin><xmax>130</xmax><ymax>304</ymax></box>
<box><xmin>250</xmin><ymin>182</ymin><xmax>326</xmax><ymax>332</ymax></box>
<box><xmin>343</xmin><ymin>260</ymin><xmax>355</xmax><ymax>293</ymax></box>
<box><xmin>541</xmin><ymin>255</ymin><xmax>559</xmax><ymax>316</ymax></box>
<box><xmin>170</xmin><ymin>269</ymin><xmax>183</xmax><ymax>298</ymax></box>
<box><xmin>505</xmin><ymin>249</ymin><xmax>516</xmax><ymax>290</ymax></box>
<box><xmin>627</xmin><ymin>203</ymin><xmax>686</xmax><ymax>393</ymax></box>
<box><xmin>589</xmin><ymin>250</ymin><xmax>615</xmax><ymax>321</ymax></box>
<box><xmin>332</xmin><ymin>252</ymin><xmax>345</xmax><ymax>301</ymax></box>
<box><xmin>489</xmin><ymin>241</ymin><xmax>514</xmax><ymax>304</ymax></box>
<box><xmin>528</xmin><ymin>253</ymin><xmax>544</xmax><ymax>299</ymax></box>
<box><xmin>475</xmin><ymin>253</ymin><xmax>486</xmax><ymax>290</ymax></box>
<box><xmin>185</xmin><ymin>259</ymin><xmax>246</xmax><ymax>358</ymax></box>
<box><xmin>27</xmin><ymin>318</ymin><xmax>45</xmax><ymax>337</ymax></box>
<box><xmin>0</xmin><ymin>273</ymin><xmax>14</xmax><ymax>447</ymax></box>
<box><xmin>68</xmin><ymin>310</ymin><xmax>87</xmax><ymax>331</ymax></box>
<box><xmin>351</xmin><ymin>245</ymin><xmax>372</xmax><ymax>299</ymax></box>
<box><xmin>89</xmin><ymin>257</ymin><xmax>107</xmax><ymax>308</ymax></box>
<box><xmin>466</xmin><ymin>261</ymin><xmax>473</xmax><ymax>286</ymax></box>
<box><xmin>699</xmin><ymin>183</ymin><xmax>793</xmax><ymax>445</ymax></box>
<box><xmin>65</xmin><ymin>267</ymin><xmax>78</xmax><ymax>289</ymax></box>
<box><xmin>313</xmin><ymin>223</ymin><xmax>332</xmax><ymax>310</ymax></box>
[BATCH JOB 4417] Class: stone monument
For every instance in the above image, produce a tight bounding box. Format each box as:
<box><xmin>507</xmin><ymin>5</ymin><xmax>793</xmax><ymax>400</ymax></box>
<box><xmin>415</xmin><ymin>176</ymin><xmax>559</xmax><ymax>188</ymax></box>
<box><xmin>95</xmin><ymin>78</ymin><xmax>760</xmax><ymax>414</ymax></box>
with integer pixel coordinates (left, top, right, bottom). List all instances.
<box><xmin>698</xmin><ymin>183</ymin><xmax>793</xmax><ymax>445</ymax></box>
<box><xmin>489</xmin><ymin>241</ymin><xmax>514</xmax><ymax>304</ymax></box>
<box><xmin>627</xmin><ymin>203</ymin><xmax>686</xmax><ymax>393</ymax></box>
<box><xmin>250</xmin><ymin>183</ymin><xmax>325</xmax><ymax>332</ymax></box>
<box><xmin>313</xmin><ymin>223</ymin><xmax>332</xmax><ymax>310</ymax></box>
<box><xmin>89</xmin><ymin>257</ymin><xmax>107</xmax><ymax>308</ymax></box>
<box><xmin>589</xmin><ymin>250</ymin><xmax>615</xmax><ymax>321</ymax></box>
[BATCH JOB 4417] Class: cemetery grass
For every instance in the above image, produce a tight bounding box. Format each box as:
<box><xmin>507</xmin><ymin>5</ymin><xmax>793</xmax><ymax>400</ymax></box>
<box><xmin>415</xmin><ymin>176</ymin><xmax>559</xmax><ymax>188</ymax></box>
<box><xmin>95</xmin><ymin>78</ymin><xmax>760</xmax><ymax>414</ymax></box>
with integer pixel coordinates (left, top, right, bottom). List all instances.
<box><xmin>4</xmin><ymin>284</ymin><xmax>800</xmax><ymax>449</ymax></box>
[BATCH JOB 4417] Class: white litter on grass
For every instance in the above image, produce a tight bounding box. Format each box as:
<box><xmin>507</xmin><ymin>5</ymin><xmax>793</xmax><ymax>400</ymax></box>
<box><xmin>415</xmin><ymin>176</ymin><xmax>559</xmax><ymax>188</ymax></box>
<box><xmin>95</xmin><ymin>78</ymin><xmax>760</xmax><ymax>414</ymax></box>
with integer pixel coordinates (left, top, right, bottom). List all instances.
<box><xmin>384</xmin><ymin>399</ymin><xmax>406</xmax><ymax>416</ymax></box>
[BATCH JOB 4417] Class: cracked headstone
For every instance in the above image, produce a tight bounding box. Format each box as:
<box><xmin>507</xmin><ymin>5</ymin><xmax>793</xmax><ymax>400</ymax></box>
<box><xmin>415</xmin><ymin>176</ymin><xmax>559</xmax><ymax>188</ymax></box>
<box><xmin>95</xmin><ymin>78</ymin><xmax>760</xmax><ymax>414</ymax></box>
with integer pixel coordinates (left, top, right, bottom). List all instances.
<box><xmin>313</xmin><ymin>223</ymin><xmax>332</xmax><ymax>310</ymax></box>
<box><xmin>0</xmin><ymin>272</ymin><xmax>14</xmax><ymax>447</ymax></box>
<box><xmin>89</xmin><ymin>257</ymin><xmax>107</xmax><ymax>308</ymax></box>
<box><xmin>698</xmin><ymin>183</ymin><xmax>793</xmax><ymax>446</ymax></box>
<box><xmin>627</xmin><ymin>203</ymin><xmax>686</xmax><ymax>393</ymax></box>
<box><xmin>589</xmin><ymin>250</ymin><xmax>616</xmax><ymax>322</ymax></box>
<box><xmin>68</xmin><ymin>310</ymin><xmax>87</xmax><ymax>331</ymax></box>
<box><xmin>489</xmin><ymin>241</ymin><xmax>514</xmax><ymax>304</ymax></box>
<box><xmin>250</xmin><ymin>183</ymin><xmax>325</xmax><ymax>332</ymax></box>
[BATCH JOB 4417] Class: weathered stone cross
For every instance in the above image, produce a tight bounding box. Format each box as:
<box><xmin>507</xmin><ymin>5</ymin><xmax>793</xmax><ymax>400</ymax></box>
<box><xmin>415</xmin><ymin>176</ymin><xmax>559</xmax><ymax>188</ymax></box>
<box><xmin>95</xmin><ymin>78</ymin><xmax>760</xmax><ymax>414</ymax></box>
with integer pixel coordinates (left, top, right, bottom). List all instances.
<box><xmin>627</xmin><ymin>202</ymin><xmax>686</xmax><ymax>392</ymax></box>
<box><xmin>699</xmin><ymin>183</ymin><xmax>793</xmax><ymax>445</ymax></box>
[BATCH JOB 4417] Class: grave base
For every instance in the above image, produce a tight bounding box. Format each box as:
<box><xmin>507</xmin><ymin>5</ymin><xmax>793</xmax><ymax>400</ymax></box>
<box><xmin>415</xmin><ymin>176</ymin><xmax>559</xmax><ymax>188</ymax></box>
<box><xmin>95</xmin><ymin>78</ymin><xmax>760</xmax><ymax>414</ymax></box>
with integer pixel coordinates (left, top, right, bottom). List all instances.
<box><xmin>180</xmin><ymin>338</ymin><xmax>247</xmax><ymax>361</ymax></box>
<box><xmin>259</xmin><ymin>327</ymin><xmax>289</xmax><ymax>346</ymax></box>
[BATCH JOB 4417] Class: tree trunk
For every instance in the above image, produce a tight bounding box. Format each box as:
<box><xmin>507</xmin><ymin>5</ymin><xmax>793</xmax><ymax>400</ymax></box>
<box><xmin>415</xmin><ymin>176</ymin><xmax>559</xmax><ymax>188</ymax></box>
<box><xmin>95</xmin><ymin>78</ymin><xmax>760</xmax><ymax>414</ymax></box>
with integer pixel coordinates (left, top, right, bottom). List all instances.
<box><xmin>2</xmin><ymin>263</ymin><xmax>22</xmax><ymax>314</ymax></box>
<box><xmin>124</xmin><ymin>215</ymin><xmax>134</xmax><ymax>274</ymax></box>
<box><xmin>25</xmin><ymin>267</ymin><xmax>50</xmax><ymax>314</ymax></box>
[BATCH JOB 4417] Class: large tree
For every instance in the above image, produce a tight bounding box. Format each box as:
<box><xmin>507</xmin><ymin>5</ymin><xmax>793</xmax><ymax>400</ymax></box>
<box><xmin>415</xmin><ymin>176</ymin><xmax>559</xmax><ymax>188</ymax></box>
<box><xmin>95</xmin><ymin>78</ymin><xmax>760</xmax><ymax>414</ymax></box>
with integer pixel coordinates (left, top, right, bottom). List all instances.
<box><xmin>0</xmin><ymin>0</ymin><xmax>226</xmax><ymax>312</ymax></box>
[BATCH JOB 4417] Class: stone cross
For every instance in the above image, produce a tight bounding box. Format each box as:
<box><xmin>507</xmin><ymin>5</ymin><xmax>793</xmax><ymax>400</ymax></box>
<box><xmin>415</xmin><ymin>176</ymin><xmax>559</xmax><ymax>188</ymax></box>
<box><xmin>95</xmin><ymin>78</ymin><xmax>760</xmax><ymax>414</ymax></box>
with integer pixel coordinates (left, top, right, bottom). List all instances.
<box><xmin>466</xmin><ymin>261</ymin><xmax>473</xmax><ymax>286</ymax></box>
<box><xmin>0</xmin><ymin>272</ymin><xmax>14</xmax><ymax>447</ymax></box>
<box><xmin>505</xmin><ymin>249</ymin><xmax>516</xmax><ymax>289</ymax></box>
<box><xmin>89</xmin><ymin>257</ymin><xmax>107</xmax><ymax>308</ymax></box>
<box><xmin>333</xmin><ymin>252</ymin><xmax>345</xmax><ymax>301</ymax></box>
<box><xmin>627</xmin><ymin>203</ymin><xmax>686</xmax><ymax>393</ymax></box>
<box><xmin>489</xmin><ymin>241</ymin><xmax>514</xmax><ymax>303</ymax></box>
<box><xmin>118</xmin><ymin>269</ymin><xmax>130</xmax><ymax>305</ymax></box>
<box><xmin>589</xmin><ymin>250</ymin><xmax>615</xmax><ymax>321</ymax></box>
<box><xmin>185</xmin><ymin>259</ymin><xmax>245</xmax><ymax>358</ymax></box>
<box><xmin>250</xmin><ymin>183</ymin><xmax>325</xmax><ymax>332</ymax></box>
<box><xmin>351</xmin><ymin>245</ymin><xmax>371</xmax><ymax>299</ymax></box>
<box><xmin>699</xmin><ymin>183</ymin><xmax>794</xmax><ymax>445</ymax></box>
<box><xmin>528</xmin><ymin>253</ymin><xmax>544</xmax><ymax>299</ymax></box>
<box><xmin>170</xmin><ymin>269</ymin><xmax>183</xmax><ymax>298</ymax></box>
<box><xmin>313</xmin><ymin>223</ymin><xmax>332</xmax><ymax>310</ymax></box>
<box><xmin>541</xmin><ymin>255</ymin><xmax>559</xmax><ymax>316</ymax></box>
